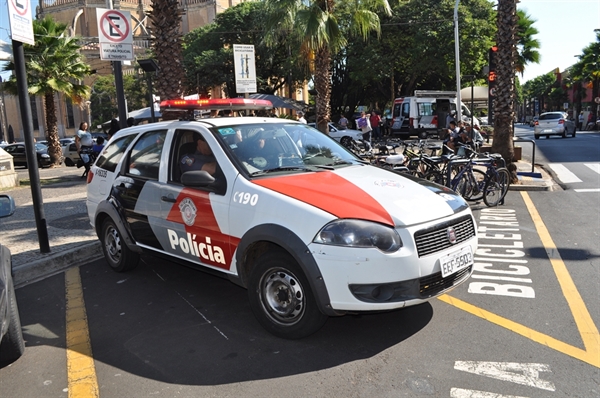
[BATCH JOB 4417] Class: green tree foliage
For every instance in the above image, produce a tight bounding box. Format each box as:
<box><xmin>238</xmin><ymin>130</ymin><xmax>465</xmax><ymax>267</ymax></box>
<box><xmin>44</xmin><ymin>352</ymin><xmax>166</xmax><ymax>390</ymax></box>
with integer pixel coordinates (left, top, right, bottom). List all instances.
<box><xmin>182</xmin><ymin>2</ymin><xmax>310</xmax><ymax>98</ymax></box>
<box><xmin>515</xmin><ymin>9</ymin><xmax>540</xmax><ymax>77</ymax></box>
<box><xmin>330</xmin><ymin>0</ymin><xmax>496</xmax><ymax>116</ymax></box>
<box><xmin>2</xmin><ymin>16</ymin><xmax>91</xmax><ymax>166</ymax></box>
<box><xmin>571</xmin><ymin>31</ymin><xmax>600</xmax><ymax>121</ymax></box>
<box><xmin>90</xmin><ymin>75</ymin><xmax>148</xmax><ymax>128</ymax></box>
<box><xmin>264</xmin><ymin>0</ymin><xmax>392</xmax><ymax>133</ymax></box>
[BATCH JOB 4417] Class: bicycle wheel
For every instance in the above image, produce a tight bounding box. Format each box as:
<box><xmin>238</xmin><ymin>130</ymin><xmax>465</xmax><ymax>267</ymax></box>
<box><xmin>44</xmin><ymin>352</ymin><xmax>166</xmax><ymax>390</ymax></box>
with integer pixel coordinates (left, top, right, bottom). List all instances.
<box><xmin>483</xmin><ymin>167</ymin><xmax>510</xmax><ymax>207</ymax></box>
<box><xmin>424</xmin><ymin>169</ymin><xmax>445</xmax><ymax>185</ymax></box>
<box><xmin>466</xmin><ymin>168</ymin><xmax>487</xmax><ymax>202</ymax></box>
<box><xmin>452</xmin><ymin>171</ymin><xmax>474</xmax><ymax>199</ymax></box>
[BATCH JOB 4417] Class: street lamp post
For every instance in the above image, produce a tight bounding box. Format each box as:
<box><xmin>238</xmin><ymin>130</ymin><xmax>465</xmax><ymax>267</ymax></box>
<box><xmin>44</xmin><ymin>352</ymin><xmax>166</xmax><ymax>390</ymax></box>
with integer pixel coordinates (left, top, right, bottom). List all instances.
<box><xmin>454</xmin><ymin>0</ymin><xmax>462</xmax><ymax>121</ymax></box>
<box><xmin>85</xmin><ymin>100</ymin><xmax>92</xmax><ymax>130</ymax></box>
<box><xmin>138</xmin><ymin>59</ymin><xmax>160</xmax><ymax>123</ymax></box>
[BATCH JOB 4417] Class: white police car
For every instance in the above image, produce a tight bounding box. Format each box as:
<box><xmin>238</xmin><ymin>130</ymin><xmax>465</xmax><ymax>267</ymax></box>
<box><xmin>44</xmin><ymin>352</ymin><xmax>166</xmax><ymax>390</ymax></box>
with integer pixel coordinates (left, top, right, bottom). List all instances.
<box><xmin>86</xmin><ymin>98</ymin><xmax>477</xmax><ymax>339</ymax></box>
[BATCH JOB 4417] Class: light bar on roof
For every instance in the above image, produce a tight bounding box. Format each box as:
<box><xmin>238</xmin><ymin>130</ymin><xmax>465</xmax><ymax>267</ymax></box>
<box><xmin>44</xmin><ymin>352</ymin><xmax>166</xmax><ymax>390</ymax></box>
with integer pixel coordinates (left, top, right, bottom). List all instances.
<box><xmin>160</xmin><ymin>98</ymin><xmax>273</xmax><ymax>111</ymax></box>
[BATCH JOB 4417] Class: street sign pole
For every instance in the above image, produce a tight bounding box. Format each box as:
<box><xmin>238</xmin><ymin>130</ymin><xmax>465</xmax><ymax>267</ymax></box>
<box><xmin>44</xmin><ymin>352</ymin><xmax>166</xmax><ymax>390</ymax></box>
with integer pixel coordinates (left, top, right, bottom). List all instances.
<box><xmin>13</xmin><ymin>40</ymin><xmax>50</xmax><ymax>253</ymax></box>
<box><xmin>8</xmin><ymin>0</ymin><xmax>50</xmax><ymax>252</ymax></box>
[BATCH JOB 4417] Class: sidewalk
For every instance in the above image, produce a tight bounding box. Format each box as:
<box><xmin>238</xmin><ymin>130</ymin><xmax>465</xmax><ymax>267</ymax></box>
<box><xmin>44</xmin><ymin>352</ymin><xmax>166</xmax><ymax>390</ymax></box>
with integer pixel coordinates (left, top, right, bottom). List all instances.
<box><xmin>1</xmin><ymin>159</ymin><xmax>555</xmax><ymax>289</ymax></box>
<box><xmin>0</xmin><ymin>168</ymin><xmax>103</xmax><ymax>288</ymax></box>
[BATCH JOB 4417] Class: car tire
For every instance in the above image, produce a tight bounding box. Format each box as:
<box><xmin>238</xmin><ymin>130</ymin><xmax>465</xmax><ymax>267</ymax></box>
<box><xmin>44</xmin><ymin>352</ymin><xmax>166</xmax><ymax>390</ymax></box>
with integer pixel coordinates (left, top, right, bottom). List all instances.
<box><xmin>418</xmin><ymin>131</ymin><xmax>428</xmax><ymax>140</ymax></box>
<box><xmin>64</xmin><ymin>157</ymin><xmax>74</xmax><ymax>167</ymax></box>
<box><xmin>562</xmin><ymin>129</ymin><xmax>567</xmax><ymax>138</ymax></box>
<box><xmin>0</xmin><ymin>277</ymin><xmax>25</xmax><ymax>365</ymax></box>
<box><xmin>247</xmin><ymin>248</ymin><xmax>328</xmax><ymax>339</ymax></box>
<box><xmin>534</xmin><ymin>134</ymin><xmax>540</xmax><ymax>139</ymax></box>
<box><xmin>572</xmin><ymin>129</ymin><xmax>576</xmax><ymax>138</ymax></box>
<box><xmin>100</xmin><ymin>218</ymin><xmax>140</xmax><ymax>272</ymax></box>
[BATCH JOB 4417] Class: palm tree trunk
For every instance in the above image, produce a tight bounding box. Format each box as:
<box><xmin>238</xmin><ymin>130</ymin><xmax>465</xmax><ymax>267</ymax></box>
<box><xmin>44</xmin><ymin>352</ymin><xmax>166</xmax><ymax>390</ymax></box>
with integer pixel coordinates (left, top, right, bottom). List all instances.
<box><xmin>491</xmin><ymin>0</ymin><xmax>518</xmax><ymax>183</ymax></box>
<box><xmin>314</xmin><ymin>46</ymin><xmax>332</xmax><ymax>134</ymax></box>
<box><xmin>44</xmin><ymin>92</ymin><xmax>63</xmax><ymax>166</ymax></box>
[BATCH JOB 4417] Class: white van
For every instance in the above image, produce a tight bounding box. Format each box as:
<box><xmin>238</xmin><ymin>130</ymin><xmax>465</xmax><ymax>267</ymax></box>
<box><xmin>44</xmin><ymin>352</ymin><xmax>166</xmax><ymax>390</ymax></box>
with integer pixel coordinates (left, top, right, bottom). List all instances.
<box><xmin>390</xmin><ymin>90</ymin><xmax>480</xmax><ymax>139</ymax></box>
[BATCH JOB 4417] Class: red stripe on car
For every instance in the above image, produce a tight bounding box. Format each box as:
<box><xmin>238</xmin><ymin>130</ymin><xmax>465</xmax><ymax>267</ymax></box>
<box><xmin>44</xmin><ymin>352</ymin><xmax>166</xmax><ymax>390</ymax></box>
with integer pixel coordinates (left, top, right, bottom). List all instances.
<box><xmin>252</xmin><ymin>173</ymin><xmax>394</xmax><ymax>226</ymax></box>
<box><xmin>166</xmin><ymin>189</ymin><xmax>240</xmax><ymax>270</ymax></box>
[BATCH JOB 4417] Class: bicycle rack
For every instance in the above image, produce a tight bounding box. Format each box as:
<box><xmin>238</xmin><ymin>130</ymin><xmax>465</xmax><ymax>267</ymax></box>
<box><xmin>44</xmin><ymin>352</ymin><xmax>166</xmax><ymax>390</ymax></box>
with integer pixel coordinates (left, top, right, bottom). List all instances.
<box><xmin>513</xmin><ymin>138</ymin><xmax>540</xmax><ymax>177</ymax></box>
<box><xmin>445</xmin><ymin>158</ymin><xmax>471</xmax><ymax>189</ymax></box>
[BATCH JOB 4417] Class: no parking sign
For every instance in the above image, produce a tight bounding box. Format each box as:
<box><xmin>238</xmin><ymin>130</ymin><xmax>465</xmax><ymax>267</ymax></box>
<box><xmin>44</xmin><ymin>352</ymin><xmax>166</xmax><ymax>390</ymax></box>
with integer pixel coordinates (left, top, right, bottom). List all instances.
<box><xmin>97</xmin><ymin>8</ymin><xmax>134</xmax><ymax>61</ymax></box>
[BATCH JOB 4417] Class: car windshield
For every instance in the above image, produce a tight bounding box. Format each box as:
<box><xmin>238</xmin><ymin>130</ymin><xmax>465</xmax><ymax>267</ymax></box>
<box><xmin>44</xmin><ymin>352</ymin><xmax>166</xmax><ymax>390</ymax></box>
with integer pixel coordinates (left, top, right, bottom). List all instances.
<box><xmin>215</xmin><ymin>122</ymin><xmax>361</xmax><ymax>175</ymax></box>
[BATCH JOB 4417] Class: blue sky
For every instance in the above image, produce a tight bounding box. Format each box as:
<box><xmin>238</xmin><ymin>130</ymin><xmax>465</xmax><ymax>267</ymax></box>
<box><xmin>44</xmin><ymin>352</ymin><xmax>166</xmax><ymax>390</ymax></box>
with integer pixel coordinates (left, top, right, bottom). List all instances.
<box><xmin>1</xmin><ymin>0</ymin><xmax>599</xmax><ymax>83</ymax></box>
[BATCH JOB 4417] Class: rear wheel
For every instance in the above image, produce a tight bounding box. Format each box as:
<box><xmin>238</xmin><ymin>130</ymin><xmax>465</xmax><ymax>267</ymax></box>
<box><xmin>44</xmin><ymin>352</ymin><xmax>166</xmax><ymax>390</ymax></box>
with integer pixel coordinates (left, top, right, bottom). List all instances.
<box><xmin>562</xmin><ymin>129</ymin><xmax>567</xmax><ymax>138</ymax></box>
<box><xmin>247</xmin><ymin>249</ymin><xmax>328</xmax><ymax>339</ymax></box>
<box><xmin>0</xmin><ymin>278</ymin><xmax>25</xmax><ymax>365</ymax></box>
<box><xmin>101</xmin><ymin>218</ymin><xmax>139</xmax><ymax>272</ymax></box>
<box><xmin>64</xmin><ymin>157</ymin><xmax>74</xmax><ymax>167</ymax></box>
<box><xmin>534</xmin><ymin>134</ymin><xmax>540</xmax><ymax>139</ymax></box>
<box><xmin>483</xmin><ymin>167</ymin><xmax>510</xmax><ymax>207</ymax></box>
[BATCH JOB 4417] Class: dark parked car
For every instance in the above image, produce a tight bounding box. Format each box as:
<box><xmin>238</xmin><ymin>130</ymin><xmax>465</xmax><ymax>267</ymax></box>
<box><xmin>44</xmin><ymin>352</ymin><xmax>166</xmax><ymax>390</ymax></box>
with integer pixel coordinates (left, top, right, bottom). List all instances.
<box><xmin>2</xmin><ymin>142</ymin><xmax>52</xmax><ymax>168</ymax></box>
<box><xmin>0</xmin><ymin>195</ymin><xmax>25</xmax><ymax>365</ymax></box>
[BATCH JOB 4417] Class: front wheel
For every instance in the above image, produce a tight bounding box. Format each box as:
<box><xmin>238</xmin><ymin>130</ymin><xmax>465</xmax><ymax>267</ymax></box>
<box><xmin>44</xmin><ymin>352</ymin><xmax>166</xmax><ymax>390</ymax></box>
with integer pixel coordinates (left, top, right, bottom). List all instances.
<box><xmin>0</xmin><ymin>278</ymin><xmax>25</xmax><ymax>365</ymax></box>
<box><xmin>101</xmin><ymin>218</ymin><xmax>140</xmax><ymax>272</ymax></box>
<box><xmin>247</xmin><ymin>249</ymin><xmax>328</xmax><ymax>339</ymax></box>
<box><xmin>483</xmin><ymin>167</ymin><xmax>510</xmax><ymax>207</ymax></box>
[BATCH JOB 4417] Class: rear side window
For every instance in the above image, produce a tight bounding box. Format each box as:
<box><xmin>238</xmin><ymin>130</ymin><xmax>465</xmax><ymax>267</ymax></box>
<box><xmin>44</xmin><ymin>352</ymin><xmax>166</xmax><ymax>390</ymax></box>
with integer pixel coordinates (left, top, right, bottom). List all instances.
<box><xmin>540</xmin><ymin>113</ymin><xmax>562</xmax><ymax>120</ymax></box>
<box><xmin>95</xmin><ymin>135</ymin><xmax>136</xmax><ymax>173</ymax></box>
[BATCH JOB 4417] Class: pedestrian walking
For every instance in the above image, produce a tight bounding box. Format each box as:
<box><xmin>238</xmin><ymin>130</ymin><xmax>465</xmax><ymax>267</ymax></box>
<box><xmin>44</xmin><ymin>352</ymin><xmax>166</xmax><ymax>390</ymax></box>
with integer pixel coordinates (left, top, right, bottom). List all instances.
<box><xmin>356</xmin><ymin>111</ymin><xmax>372</xmax><ymax>151</ymax></box>
<box><xmin>370</xmin><ymin>111</ymin><xmax>382</xmax><ymax>140</ymax></box>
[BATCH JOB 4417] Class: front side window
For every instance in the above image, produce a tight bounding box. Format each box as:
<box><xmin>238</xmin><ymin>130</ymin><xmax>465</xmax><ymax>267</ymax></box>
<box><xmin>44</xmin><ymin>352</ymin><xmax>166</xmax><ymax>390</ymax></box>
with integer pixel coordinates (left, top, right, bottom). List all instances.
<box><xmin>127</xmin><ymin>130</ymin><xmax>168</xmax><ymax>179</ymax></box>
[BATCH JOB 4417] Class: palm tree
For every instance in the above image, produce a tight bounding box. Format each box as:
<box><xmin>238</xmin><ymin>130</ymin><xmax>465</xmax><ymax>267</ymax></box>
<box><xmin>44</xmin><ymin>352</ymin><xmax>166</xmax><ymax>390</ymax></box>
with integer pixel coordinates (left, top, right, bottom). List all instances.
<box><xmin>149</xmin><ymin>0</ymin><xmax>185</xmax><ymax>100</ymax></box>
<box><xmin>571</xmin><ymin>31</ymin><xmax>600</xmax><ymax>123</ymax></box>
<box><xmin>264</xmin><ymin>0</ymin><xmax>391</xmax><ymax>133</ymax></box>
<box><xmin>515</xmin><ymin>10</ymin><xmax>541</xmax><ymax>77</ymax></box>
<box><xmin>491</xmin><ymin>0</ymin><xmax>518</xmax><ymax>182</ymax></box>
<box><xmin>2</xmin><ymin>16</ymin><xmax>91</xmax><ymax>166</ymax></box>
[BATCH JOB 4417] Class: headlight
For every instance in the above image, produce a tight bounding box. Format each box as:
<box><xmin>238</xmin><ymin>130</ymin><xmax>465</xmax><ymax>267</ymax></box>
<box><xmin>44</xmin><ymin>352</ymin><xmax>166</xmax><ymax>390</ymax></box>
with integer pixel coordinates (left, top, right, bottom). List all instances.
<box><xmin>313</xmin><ymin>219</ymin><xmax>402</xmax><ymax>253</ymax></box>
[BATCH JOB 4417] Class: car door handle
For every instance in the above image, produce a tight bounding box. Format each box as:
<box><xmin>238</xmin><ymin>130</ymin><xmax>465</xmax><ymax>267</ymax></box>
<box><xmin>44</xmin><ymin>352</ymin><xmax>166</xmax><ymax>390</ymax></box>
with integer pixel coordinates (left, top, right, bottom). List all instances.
<box><xmin>161</xmin><ymin>196</ymin><xmax>177</xmax><ymax>203</ymax></box>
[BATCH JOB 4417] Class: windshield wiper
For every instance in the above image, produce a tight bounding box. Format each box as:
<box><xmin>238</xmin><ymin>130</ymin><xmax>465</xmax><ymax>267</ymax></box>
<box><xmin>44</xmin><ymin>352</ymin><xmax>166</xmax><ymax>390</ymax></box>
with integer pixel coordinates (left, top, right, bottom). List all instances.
<box><xmin>250</xmin><ymin>166</ymin><xmax>317</xmax><ymax>176</ymax></box>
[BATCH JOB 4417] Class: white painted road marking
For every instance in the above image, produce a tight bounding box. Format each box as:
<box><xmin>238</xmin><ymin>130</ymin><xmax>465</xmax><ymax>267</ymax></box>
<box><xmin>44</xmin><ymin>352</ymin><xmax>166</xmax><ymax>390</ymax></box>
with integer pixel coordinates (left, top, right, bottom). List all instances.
<box><xmin>585</xmin><ymin>163</ymin><xmax>600</xmax><ymax>174</ymax></box>
<box><xmin>450</xmin><ymin>388</ymin><xmax>529</xmax><ymax>398</ymax></box>
<box><xmin>548</xmin><ymin>163</ymin><xmax>582</xmax><ymax>183</ymax></box>
<box><xmin>454</xmin><ymin>361</ymin><xmax>555</xmax><ymax>391</ymax></box>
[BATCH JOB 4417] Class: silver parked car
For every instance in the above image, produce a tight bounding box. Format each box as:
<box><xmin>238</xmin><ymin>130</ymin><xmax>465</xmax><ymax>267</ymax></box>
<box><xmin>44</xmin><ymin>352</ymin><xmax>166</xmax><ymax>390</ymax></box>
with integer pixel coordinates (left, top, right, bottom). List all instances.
<box><xmin>534</xmin><ymin>112</ymin><xmax>576</xmax><ymax>139</ymax></box>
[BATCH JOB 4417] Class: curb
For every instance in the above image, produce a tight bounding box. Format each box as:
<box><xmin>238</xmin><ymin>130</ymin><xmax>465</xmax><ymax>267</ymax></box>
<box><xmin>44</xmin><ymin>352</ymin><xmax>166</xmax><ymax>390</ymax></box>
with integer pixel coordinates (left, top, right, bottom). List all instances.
<box><xmin>13</xmin><ymin>241</ymin><xmax>103</xmax><ymax>289</ymax></box>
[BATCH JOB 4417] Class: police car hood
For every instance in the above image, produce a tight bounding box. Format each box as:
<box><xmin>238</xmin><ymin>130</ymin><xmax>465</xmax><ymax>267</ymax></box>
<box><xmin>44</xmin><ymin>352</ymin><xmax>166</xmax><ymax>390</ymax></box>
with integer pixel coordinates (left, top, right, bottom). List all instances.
<box><xmin>252</xmin><ymin>165</ymin><xmax>468</xmax><ymax>227</ymax></box>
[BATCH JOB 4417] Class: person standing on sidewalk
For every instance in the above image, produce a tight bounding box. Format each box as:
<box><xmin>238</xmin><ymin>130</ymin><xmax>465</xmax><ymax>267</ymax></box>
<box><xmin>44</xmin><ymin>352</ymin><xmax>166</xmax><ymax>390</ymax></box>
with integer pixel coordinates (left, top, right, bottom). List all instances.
<box><xmin>356</xmin><ymin>111</ymin><xmax>372</xmax><ymax>151</ymax></box>
<box><xmin>370</xmin><ymin>110</ymin><xmax>382</xmax><ymax>140</ymax></box>
<box><xmin>75</xmin><ymin>122</ymin><xmax>93</xmax><ymax>178</ymax></box>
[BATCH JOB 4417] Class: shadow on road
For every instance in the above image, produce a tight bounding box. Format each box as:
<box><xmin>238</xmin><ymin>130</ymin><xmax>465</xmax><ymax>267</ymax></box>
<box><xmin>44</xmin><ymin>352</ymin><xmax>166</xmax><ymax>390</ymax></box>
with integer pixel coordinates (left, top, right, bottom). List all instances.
<box><xmin>15</xmin><ymin>256</ymin><xmax>433</xmax><ymax>384</ymax></box>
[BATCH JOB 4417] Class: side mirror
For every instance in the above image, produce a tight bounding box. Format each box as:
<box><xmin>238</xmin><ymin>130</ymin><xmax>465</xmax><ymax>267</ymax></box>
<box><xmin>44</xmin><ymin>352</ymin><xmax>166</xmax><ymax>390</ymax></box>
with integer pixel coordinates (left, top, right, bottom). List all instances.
<box><xmin>0</xmin><ymin>195</ymin><xmax>16</xmax><ymax>218</ymax></box>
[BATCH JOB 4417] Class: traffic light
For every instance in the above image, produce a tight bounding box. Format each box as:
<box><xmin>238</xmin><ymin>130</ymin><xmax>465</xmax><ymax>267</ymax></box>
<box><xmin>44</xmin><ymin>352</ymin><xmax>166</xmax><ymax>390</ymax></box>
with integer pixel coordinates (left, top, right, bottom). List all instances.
<box><xmin>488</xmin><ymin>46</ymin><xmax>498</xmax><ymax>83</ymax></box>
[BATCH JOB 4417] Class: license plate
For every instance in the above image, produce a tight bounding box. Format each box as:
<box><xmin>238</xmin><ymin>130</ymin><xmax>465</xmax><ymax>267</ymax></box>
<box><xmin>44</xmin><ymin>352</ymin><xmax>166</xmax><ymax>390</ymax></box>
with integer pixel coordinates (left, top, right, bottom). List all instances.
<box><xmin>440</xmin><ymin>246</ymin><xmax>473</xmax><ymax>278</ymax></box>
<box><xmin>543</xmin><ymin>129</ymin><xmax>553</xmax><ymax>133</ymax></box>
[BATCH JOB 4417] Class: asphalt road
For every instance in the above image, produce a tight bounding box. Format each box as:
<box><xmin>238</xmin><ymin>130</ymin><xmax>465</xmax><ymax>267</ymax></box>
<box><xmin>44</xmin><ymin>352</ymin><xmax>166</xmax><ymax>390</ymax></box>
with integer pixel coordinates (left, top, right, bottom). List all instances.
<box><xmin>1</xmin><ymin>128</ymin><xmax>598</xmax><ymax>397</ymax></box>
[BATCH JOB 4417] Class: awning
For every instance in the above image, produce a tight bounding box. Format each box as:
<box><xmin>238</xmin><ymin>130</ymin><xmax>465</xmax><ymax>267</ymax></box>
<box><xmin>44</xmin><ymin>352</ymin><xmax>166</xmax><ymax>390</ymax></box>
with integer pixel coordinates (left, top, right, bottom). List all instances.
<box><xmin>102</xmin><ymin>107</ymin><xmax>161</xmax><ymax>126</ymax></box>
<box><xmin>248</xmin><ymin>94</ymin><xmax>308</xmax><ymax>111</ymax></box>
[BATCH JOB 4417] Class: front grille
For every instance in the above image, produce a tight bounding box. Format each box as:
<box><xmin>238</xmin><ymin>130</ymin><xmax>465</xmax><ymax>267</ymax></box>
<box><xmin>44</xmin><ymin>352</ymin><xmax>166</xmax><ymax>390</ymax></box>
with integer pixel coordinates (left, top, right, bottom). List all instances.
<box><xmin>414</xmin><ymin>215</ymin><xmax>475</xmax><ymax>257</ymax></box>
<box><xmin>419</xmin><ymin>265</ymin><xmax>472</xmax><ymax>298</ymax></box>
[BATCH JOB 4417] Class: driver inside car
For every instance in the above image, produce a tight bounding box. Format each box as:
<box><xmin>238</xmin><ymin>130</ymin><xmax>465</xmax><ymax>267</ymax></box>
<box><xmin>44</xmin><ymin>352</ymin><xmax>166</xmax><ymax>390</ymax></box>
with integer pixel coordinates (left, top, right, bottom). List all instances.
<box><xmin>180</xmin><ymin>134</ymin><xmax>217</xmax><ymax>175</ymax></box>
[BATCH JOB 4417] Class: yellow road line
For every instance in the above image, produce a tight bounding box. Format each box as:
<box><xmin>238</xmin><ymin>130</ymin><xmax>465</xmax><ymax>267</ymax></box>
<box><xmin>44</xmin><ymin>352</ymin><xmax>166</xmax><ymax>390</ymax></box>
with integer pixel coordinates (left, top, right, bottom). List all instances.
<box><xmin>438</xmin><ymin>294</ymin><xmax>598</xmax><ymax>367</ymax></box>
<box><xmin>520</xmin><ymin>191</ymin><xmax>600</xmax><ymax>359</ymax></box>
<box><xmin>439</xmin><ymin>192</ymin><xmax>600</xmax><ymax>368</ymax></box>
<box><xmin>65</xmin><ymin>267</ymin><xmax>99</xmax><ymax>398</ymax></box>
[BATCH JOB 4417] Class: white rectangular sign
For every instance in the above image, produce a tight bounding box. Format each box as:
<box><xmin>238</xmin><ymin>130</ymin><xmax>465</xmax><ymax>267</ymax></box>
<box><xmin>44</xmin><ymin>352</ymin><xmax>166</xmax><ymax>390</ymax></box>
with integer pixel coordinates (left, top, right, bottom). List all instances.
<box><xmin>233</xmin><ymin>44</ymin><xmax>257</xmax><ymax>94</ymax></box>
<box><xmin>8</xmin><ymin>0</ymin><xmax>35</xmax><ymax>45</ymax></box>
<box><xmin>97</xmin><ymin>8</ymin><xmax>134</xmax><ymax>61</ymax></box>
